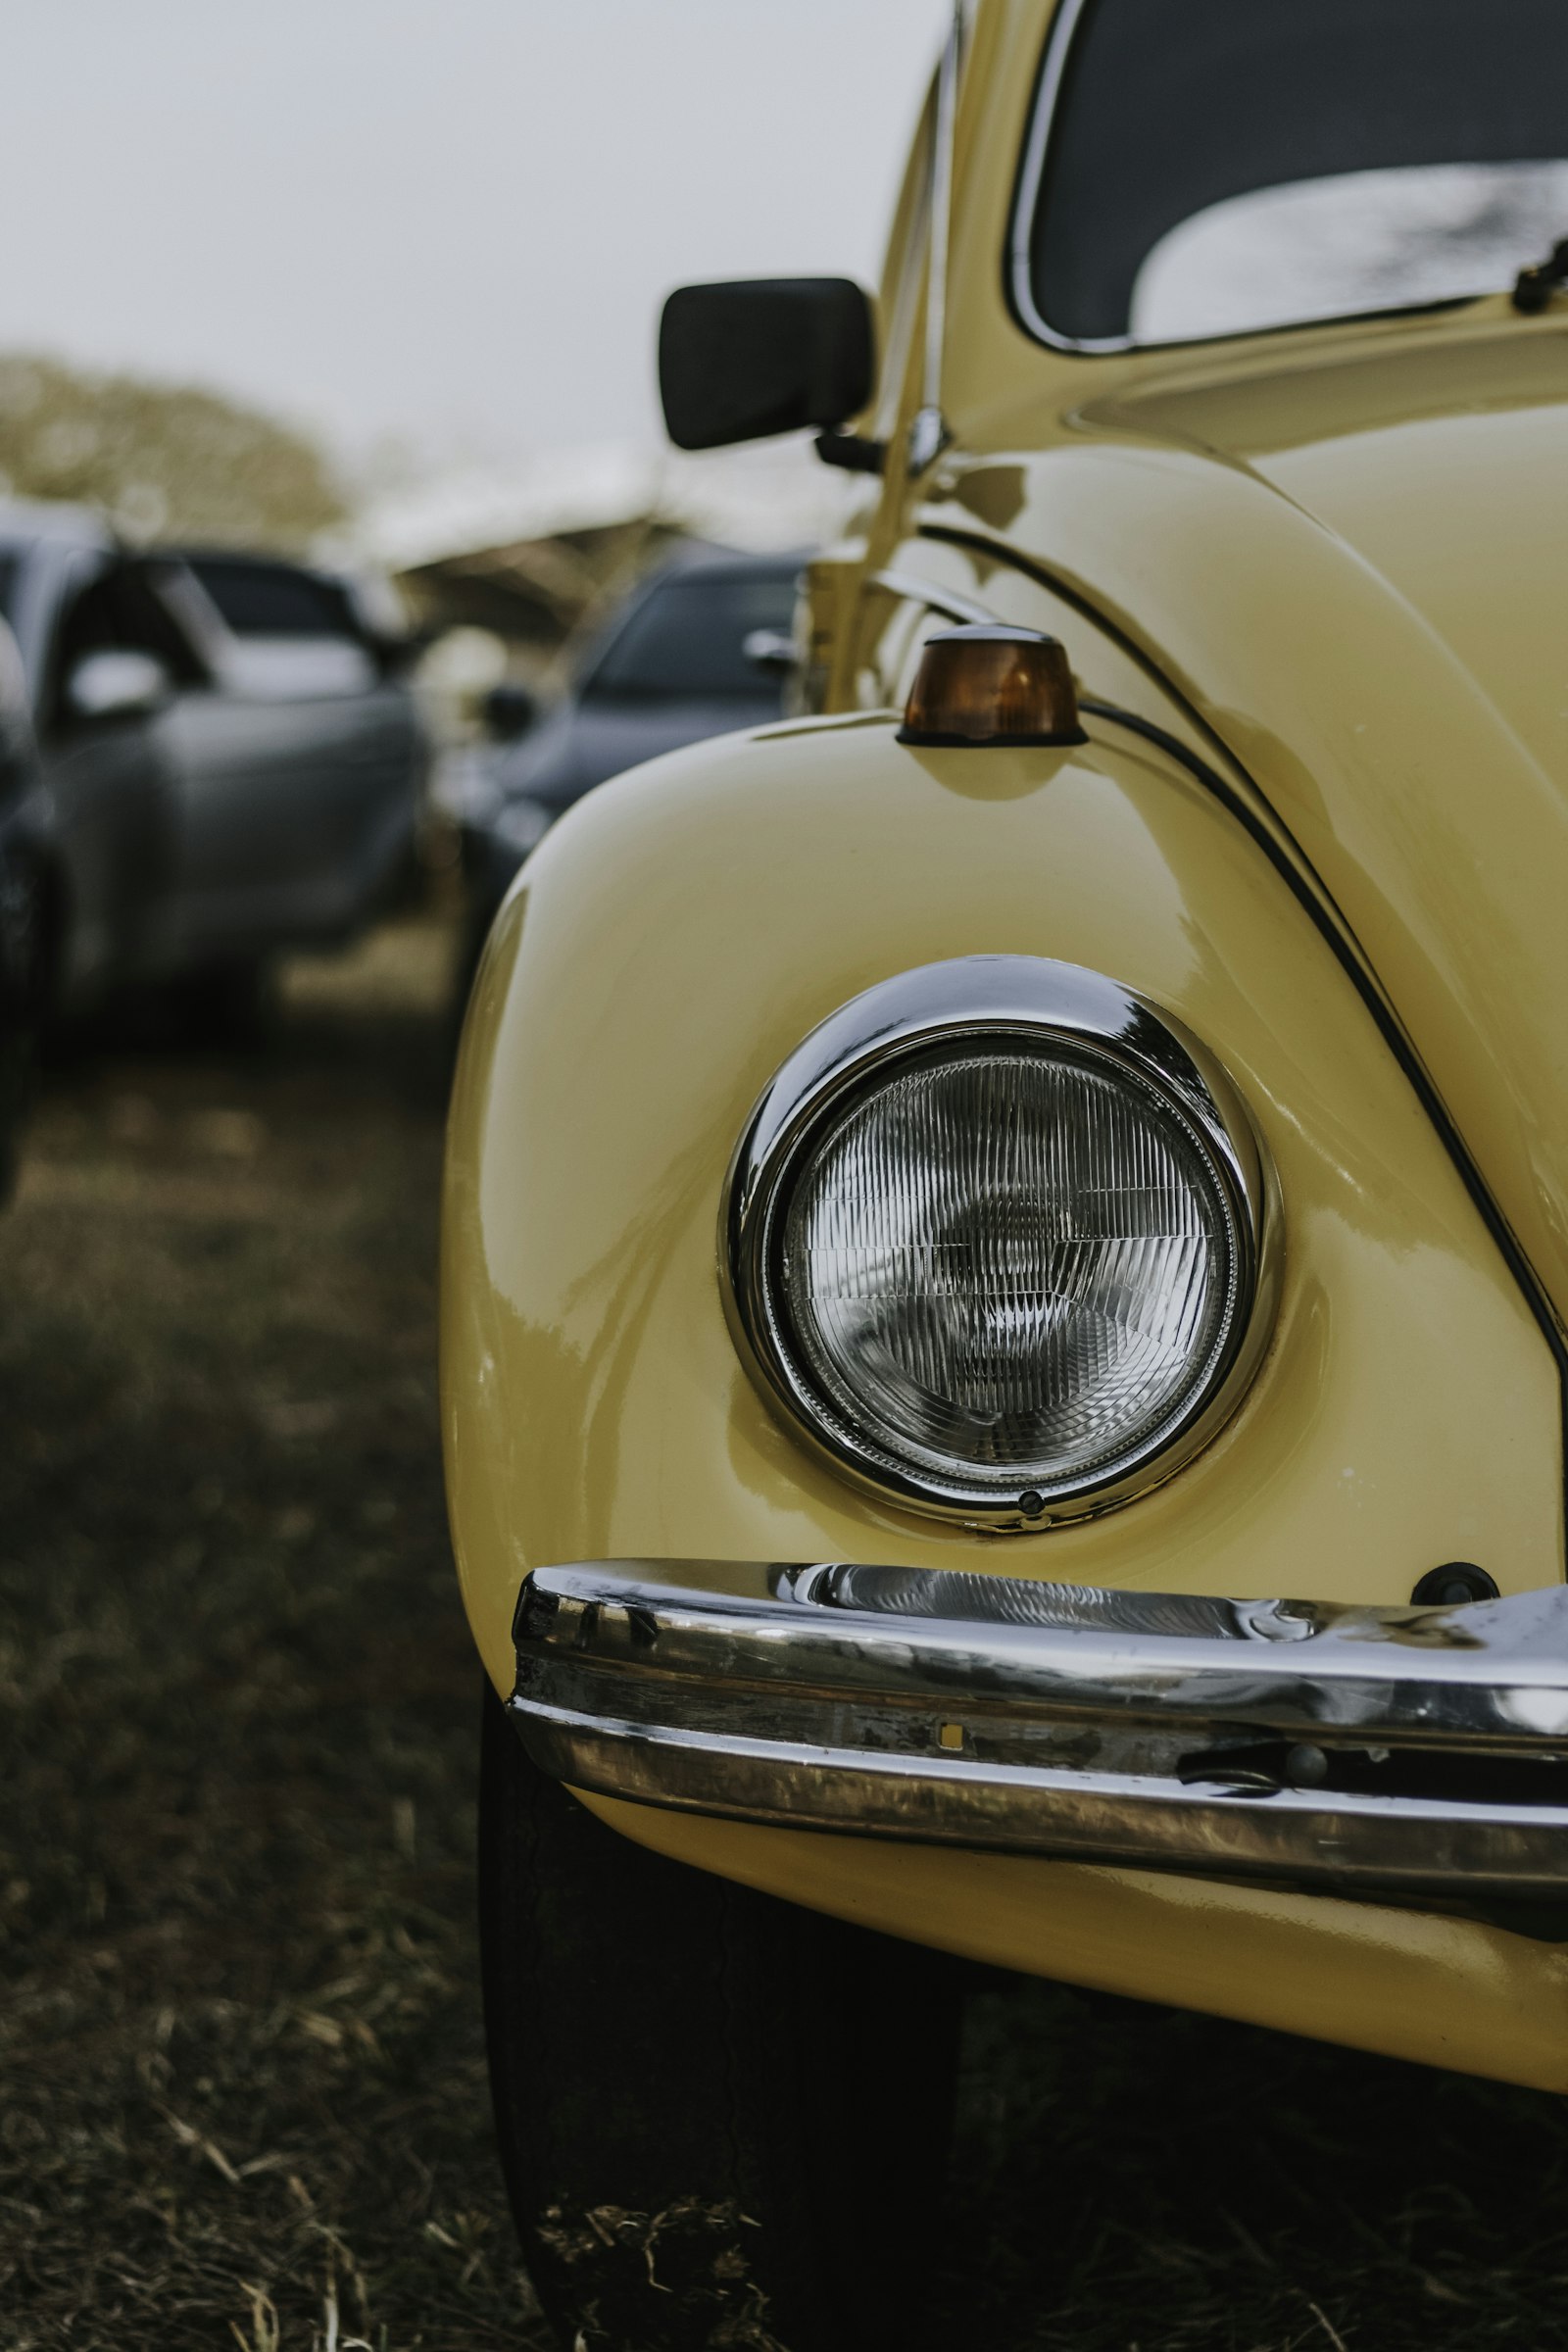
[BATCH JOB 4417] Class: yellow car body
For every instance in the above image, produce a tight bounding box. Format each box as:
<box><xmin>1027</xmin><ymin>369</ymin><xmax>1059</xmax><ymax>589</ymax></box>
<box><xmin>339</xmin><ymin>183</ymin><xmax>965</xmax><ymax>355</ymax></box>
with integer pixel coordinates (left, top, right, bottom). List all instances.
<box><xmin>445</xmin><ymin>0</ymin><xmax>1568</xmax><ymax>2094</ymax></box>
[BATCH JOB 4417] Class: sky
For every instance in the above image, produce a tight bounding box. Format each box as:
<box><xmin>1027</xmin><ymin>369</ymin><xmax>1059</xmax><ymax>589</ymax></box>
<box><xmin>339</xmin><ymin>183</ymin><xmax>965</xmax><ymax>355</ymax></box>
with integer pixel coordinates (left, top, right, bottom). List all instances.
<box><xmin>0</xmin><ymin>1</ymin><xmax>951</xmax><ymax>477</ymax></box>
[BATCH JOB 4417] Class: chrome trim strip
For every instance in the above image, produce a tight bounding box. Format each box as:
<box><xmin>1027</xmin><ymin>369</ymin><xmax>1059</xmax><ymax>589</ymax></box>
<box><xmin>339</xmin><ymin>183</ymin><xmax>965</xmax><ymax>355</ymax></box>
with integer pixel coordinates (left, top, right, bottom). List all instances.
<box><xmin>512</xmin><ymin>1561</ymin><xmax>1568</xmax><ymax>1897</ymax></box>
<box><xmin>720</xmin><ymin>956</ymin><xmax>1279</xmax><ymax>1529</ymax></box>
<box><xmin>868</xmin><ymin>566</ymin><xmax>1002</xmax><ymax>628</ymax></box>
<box><xmin>1007</xmin><ymin>0</ymin><xmax>1131</xmax><ymax>356</ymax></box>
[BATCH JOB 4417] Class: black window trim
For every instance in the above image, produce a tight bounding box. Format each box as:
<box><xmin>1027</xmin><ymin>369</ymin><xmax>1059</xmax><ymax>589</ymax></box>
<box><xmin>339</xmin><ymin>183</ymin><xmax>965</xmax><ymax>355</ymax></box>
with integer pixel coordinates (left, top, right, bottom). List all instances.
<box><xmin>1007</xmin><ymin>0</ymin><xmax>1113</xmax><ymax>355</ymax></box>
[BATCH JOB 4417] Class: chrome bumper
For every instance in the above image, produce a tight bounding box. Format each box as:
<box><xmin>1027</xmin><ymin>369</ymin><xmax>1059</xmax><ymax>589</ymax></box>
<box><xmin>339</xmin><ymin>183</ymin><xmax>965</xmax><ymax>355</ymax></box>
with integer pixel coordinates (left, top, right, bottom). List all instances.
<box><xmin>509</xmin><ymin>1561</ymin><xmax>1568</xmax><ymax>1899</ymax></box>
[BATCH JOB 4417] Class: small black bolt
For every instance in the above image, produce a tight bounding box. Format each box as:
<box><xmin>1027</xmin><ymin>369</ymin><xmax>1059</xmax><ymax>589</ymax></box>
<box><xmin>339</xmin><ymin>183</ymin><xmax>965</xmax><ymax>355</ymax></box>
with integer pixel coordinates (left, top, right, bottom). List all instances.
<box><xmin>1285</xmin><ymin>1742</ymin><xmax>1329</xmax><ymax>1789</ymax></box>
<box><xmin>626</xmin><ymin>1603</ymin><xmax>661</xmax><ymax>1649</ymax></box>
<box><xmin>1410</xmin><ymin>1562</ymin><xmax>1500</xmax><ymax>1607</ymax></box>
<box><xmin>1018</xmin><ymin>1489</ymin><xmax>1046</xmax><ymax>1519</ymax></box>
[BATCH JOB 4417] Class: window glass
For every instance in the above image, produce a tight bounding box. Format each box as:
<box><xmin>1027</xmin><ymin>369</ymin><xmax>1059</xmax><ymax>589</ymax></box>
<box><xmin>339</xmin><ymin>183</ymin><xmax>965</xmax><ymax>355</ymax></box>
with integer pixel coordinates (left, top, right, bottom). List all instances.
<box><xmin>188</xmin><ymin>557</ymin><xmax>357</xmax><ymax>640</ymax></box>
<box><xmin>582</xmin><ymin>571</ymin><xmax>797</xmax><ymax>702</ymax></box>
<box><xmin>1133</xmin><ymin>163</ymin><xmax>1568</xmax><ymax>345</ymax></box>
<box><xmin>56</xmin><ymin>564</ymin><xmax>204</xmax><ymax>691</ymax></box>
<box><xmin>1022</xmin><ymin>0</ymin><xmax>1568</xmax><ymax>348</ymax></box>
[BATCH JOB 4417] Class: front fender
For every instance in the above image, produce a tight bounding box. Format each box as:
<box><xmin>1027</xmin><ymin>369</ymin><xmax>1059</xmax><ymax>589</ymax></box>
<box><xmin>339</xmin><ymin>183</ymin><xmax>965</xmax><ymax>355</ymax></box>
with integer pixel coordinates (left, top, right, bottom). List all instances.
<box><xmin>441</xmin><ymin>710</ymin><xmax>1568</xmax><ymax>2087</ymax></box>
<box><xmin>445</xmin><ymin>708</ymin><xmax>1557</xmax><ymax>1682</ymax></box>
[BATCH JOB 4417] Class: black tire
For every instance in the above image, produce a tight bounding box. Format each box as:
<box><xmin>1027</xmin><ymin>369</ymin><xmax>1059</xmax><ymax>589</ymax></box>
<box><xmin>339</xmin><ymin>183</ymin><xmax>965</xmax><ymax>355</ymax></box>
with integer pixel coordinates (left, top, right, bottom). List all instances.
<box><xmin>0</xmin><ymin>852</ymin><xmax>51</xmax><ymax>1190</ymax></box>
<box><xmin>446</xmin><ymin>904</ymin><xmax>493</xmax><ymax>1053</ymax></box>
<box><xmin>478</xmin><ymin>1685</ymin><xmax>961</xmax><ymax>2352</ymax></box>
<box><xmin>170</xmin><ymin>956</ymin><xmax>275</xmax><ymax>1048</ymax></box>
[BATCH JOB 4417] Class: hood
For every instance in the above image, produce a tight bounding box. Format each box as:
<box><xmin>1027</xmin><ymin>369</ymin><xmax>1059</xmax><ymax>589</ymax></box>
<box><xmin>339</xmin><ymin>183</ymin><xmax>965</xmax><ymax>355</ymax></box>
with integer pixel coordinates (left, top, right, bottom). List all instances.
<box><xmin>1096</xmin><ymin>325</ymin><xmax>1568</xmax><ymax>793</ymax></box>
<box><xmin>937</xmin><ymin>315</ymin><xmax>1568</xmax><ymax>1319</ymax></box>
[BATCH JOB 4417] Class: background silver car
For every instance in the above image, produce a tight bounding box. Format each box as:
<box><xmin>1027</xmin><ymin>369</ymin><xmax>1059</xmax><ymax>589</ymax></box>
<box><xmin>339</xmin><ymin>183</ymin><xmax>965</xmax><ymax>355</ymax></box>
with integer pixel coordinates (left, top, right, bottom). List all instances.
<box><xmin>0</xmin><ymin>610</ymin><xmax>47</xmax><ymax>1189</ymax></box>
<box><xmin>0</xmin><ymin>502</ymin><xmax>428</xmax><ymax>1025</ymax></box>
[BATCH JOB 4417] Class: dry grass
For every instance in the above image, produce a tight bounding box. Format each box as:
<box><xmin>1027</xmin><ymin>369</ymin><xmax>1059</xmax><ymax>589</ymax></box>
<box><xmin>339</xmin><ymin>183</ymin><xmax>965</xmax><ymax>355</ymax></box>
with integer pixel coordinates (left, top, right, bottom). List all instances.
<box><xmin>941</xmin><ymin>1974</ymin><xmax>1568</xmax><ymax>2349</ymax></box>
<box><xmin>2</xmin><ymin>910</ymin><xmax>1566</xmax><ymax>2350</ymax></box>
<box><xmin>0</xmin><ymin>918</ymin><xmax>546</xmax><ymax>2350</ymax></box>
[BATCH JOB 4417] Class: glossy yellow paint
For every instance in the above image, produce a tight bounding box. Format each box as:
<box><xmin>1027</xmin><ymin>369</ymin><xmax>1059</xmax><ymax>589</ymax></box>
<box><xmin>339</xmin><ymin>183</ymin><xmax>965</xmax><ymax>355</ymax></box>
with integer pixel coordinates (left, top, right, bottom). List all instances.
<box><xmin>443</xmin><ymin>0</ymin><xmax>1568</xmax><ymax>2085</ymax></box>
<box><xmin>445</xmin><ymin>714</ymin><xmax>1559</xmax><ymax>1653</ymax></box>
<box><xmin>864</xmin><ymin>0</ymin><xmax>1568</xmax><ymax>1326</ymax></box>
<box><xmin>444</xmin><ymin>711</ymin><xmax>1566</xmax><ymax>2082</ymax></box>
<box><xmin>905</xmin><ymin>351</ymin><xmax>1568</xmax><ymax>1338</ymax></box>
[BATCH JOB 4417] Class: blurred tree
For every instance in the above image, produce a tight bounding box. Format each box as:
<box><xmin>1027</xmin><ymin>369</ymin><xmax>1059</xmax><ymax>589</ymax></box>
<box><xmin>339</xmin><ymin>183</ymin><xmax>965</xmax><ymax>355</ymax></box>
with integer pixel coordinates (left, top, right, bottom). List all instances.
<box><xmin>0</xmin><ymin>353</ymin><xmax>347</xmax><ymax>549</ymax></box>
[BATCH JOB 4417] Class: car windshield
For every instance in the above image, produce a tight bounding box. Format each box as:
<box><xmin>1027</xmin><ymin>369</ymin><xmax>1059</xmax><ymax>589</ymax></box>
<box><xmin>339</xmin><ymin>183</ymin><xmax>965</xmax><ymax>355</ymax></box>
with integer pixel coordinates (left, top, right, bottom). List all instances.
<box><xmin>582</xmin><ymin>570</ymin><xmax>796</xmax><ymax>703</ymax></box>
<box><xmin>187</xmin><ymin>556</ymin><xmax>358</xmax><ymax>640</ymax></box>
<box><xmin>1017</xmin><ymin>0</ymin><xmax>1568</xmax><ymax>349</ymax></box>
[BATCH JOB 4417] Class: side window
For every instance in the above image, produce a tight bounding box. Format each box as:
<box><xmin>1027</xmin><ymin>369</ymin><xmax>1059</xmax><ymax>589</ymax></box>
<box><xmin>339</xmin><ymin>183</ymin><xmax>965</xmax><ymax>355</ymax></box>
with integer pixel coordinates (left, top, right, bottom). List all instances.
<box><xmin>186</xmin><ymin>558</ymin><xmax>360</xmax><ymax>642</ymax></box>
<box><xmin>50</xmin><ymin>563</ymin><xmax>205</xmax><ymax>723</ymax></box>
<box><xmin>581</xmin><ymin>574</ymin><xmax>801</xmax><ymax>703</ymax></box>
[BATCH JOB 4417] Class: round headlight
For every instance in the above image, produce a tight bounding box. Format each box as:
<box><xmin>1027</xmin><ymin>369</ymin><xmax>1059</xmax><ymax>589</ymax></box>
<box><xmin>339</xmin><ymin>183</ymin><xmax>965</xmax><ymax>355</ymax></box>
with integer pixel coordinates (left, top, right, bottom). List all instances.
<box><xmin>723</xmin><ymin>958</ymin><xmax>1275</xmax><ymax>1527</ymax></box>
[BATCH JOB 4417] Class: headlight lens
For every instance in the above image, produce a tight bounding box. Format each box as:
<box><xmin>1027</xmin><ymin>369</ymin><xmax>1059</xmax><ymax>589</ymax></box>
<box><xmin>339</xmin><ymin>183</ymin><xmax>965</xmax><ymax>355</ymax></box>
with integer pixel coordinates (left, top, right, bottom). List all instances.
<box><xmin>724</xmin><ymin>959</ymin><xmax>1274</xmax><ymax>1526</ymax></box>
<box><xmin>782</xmin><ymin>1045</ymin><xmax>1234</xmax><ymax>1492</ymax></box>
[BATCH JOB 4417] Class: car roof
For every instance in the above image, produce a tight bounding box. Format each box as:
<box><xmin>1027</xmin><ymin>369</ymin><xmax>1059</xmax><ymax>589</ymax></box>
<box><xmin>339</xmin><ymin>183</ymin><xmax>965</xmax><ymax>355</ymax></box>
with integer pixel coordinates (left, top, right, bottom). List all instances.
<box><xmin>162</xmin><ymin>545</ymin><xmax>327</xmax><ymax>574</ymax></box>
<box><xmin>648</xmin><ymin>541</ymin><xmax>808</xmax><ymax>588</ymax></box>
<box><xmin>0</xmin><ymin>498</ymin><xmax>113</xmax><ymax>553</ymax></box>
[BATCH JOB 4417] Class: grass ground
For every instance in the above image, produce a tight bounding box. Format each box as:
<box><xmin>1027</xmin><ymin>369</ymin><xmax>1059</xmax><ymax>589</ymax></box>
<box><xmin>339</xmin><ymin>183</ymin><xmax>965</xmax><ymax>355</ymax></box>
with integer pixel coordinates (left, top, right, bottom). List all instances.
<box><xmin>1</xmin><ymin>910</ymin><xmax>1566</xmax><ymax>2351</ymax></box>
<box><xmin>0</xmin><ymin>921</ymin><xmax>547</xmax><ymax>2351</ymax></box>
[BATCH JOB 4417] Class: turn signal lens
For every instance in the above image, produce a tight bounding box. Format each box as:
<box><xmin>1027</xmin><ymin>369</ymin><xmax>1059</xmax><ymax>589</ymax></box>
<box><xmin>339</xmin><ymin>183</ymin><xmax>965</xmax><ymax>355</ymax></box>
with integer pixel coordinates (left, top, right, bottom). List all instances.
<box><xmin>899</xmin><ymin>624</ymin><xmax>1085</xmax><ymax>749</ymax></box>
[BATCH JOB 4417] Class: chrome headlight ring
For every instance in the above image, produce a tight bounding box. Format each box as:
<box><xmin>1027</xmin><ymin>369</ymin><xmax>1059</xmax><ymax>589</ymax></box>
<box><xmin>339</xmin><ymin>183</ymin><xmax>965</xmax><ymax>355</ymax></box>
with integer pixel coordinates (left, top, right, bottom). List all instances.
<box><xmin>721</xmin><ymin>956</ymin><xmax>1279</xmax><ymax>1531</ymax></box>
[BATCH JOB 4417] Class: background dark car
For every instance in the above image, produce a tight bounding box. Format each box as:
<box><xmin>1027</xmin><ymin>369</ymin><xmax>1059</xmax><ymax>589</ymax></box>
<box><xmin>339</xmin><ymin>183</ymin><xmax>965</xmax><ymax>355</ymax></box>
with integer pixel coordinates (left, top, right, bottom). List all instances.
<box><xmin>0</xmin><ymin>502</ymin><xmax>428</xmax><ymax>1025</ymax></box>
<box><xmin>458</xmin><ymin>543</ymin><xmax>802</xmax><ymax>958</ymax></box>
<box><xmin>0</xmin><ymin>609</ymin><xmax>49</xmax><ymax>1191</ymax></box>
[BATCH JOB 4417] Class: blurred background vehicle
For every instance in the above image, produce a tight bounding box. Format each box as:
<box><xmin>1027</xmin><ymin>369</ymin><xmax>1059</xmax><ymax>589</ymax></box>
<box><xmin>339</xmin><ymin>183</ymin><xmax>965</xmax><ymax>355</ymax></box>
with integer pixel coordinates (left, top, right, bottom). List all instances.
<box><xmin>0</xmin><ymin>608</ymin><xmax>49</xmax><ymax>1192</ymax></box>
<box><xmin>452</xmin><ymin>542</ymin><xmax>803</xmax><ymax>975</ymax></box>
<box><xmin>0</xmin><ymin>500</ymin><xmax>428</xmax><ymax>1028</ymax></box>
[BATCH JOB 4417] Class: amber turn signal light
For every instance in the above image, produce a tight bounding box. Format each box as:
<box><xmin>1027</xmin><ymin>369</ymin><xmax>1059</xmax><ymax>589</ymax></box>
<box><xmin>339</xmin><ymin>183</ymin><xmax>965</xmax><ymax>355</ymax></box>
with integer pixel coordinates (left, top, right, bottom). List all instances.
<box><xmin>898</xmin><ymin>624</ymin><xmax>1087</xmax><ymax>749</ymax></box>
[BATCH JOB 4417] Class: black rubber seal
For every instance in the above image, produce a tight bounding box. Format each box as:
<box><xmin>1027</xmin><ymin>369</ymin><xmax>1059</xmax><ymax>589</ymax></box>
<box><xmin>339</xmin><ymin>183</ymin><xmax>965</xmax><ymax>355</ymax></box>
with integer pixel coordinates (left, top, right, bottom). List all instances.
<box><xmin>895</xmin><ymin>725</ymin><xmax>1089</xmax><ymax>748</ymax></box>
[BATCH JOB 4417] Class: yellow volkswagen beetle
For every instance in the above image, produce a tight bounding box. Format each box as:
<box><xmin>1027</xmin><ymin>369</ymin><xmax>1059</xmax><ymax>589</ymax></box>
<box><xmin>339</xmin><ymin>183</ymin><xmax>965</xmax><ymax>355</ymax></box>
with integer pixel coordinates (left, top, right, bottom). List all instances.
<box><xmin>445</xmin><ymin>2</ymin><xmax>1568</xmax><ymax>2340</ymax></box>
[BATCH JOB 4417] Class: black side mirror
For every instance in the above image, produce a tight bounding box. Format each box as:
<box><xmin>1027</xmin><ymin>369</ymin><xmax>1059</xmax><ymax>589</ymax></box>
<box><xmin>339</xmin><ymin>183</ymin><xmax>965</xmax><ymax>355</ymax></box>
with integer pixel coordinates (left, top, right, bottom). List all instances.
<box><xmin>64</xmin><ymin>649</ymin><xmax>172</xmax><ymax>723</ymax></box>
<box><xmin>659</xmin><ymin>278</ymin><xmax>874</xmax><ymax>451</ymax></box>
<box><xmin>742</xmin><ymin>628</ymin><xmax>800</xmax><ymax>676</ymax></box>
<box><xmin>484</xmin><ymin>682</ymin><xmax>538</xmax><ymax>742</ymax></box>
